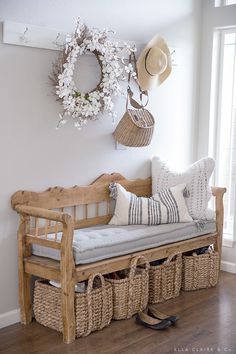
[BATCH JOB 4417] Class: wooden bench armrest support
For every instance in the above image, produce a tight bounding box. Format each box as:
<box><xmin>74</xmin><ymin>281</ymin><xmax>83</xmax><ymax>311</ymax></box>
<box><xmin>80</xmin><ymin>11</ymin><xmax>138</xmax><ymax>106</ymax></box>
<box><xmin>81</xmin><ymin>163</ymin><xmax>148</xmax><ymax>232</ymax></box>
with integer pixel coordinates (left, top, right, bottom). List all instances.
<box><xmin>16</xmin><ymin>205</ymin><xmax>76</xmax><ymax>343</ymax></box>
<box><xmin>211</xmin><ymin>186</ymin><xmax>227</xmax><ymax>259</ymax></box>
<box><xmin>15</xmin><ymin>204</ymin><xmax>72</xmax><ymax>225</ymax></box>
<box><xmin>15</xmin><ymin>205</ymin><xmax>74</xmax><ymax>253</ymax></box>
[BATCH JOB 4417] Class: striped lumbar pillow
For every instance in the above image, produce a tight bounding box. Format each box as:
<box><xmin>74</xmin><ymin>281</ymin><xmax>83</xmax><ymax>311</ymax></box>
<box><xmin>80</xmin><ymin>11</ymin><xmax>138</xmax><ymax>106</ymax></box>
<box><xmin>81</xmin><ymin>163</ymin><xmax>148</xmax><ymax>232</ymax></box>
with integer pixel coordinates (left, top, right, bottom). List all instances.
<box><xmin>109</xmin><ymin>183</ymin><xmax>192</xmax><ymax>226</ymax></box>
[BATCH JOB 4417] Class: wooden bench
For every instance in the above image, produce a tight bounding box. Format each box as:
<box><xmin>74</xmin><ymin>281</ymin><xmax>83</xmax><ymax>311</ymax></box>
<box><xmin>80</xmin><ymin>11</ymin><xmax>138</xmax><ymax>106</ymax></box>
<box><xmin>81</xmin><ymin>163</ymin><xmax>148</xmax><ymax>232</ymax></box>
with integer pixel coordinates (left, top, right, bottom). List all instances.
<box><xmin>11</xmin><ymin>173</ymin><xmax>226</xmax><ymax>344</ymax></box>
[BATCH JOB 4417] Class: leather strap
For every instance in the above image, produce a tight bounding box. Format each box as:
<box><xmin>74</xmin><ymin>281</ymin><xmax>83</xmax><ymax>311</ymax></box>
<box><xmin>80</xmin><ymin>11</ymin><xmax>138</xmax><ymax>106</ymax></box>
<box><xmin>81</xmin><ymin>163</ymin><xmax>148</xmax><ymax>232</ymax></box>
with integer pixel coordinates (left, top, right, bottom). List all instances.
<box><xmin>126</xmin><ymin>52</ymin><xmax>149</xmax><ymax>110</ymax></box>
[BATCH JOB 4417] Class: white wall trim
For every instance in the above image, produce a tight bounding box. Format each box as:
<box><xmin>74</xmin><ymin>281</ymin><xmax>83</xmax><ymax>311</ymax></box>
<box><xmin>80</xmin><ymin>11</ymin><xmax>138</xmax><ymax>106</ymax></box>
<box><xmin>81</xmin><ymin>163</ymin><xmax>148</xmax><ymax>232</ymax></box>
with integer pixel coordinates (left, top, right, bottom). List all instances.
<box><xmin>0</xmin><ymin>309</ymin><xmax>20</xmax><ymax>329</ymax></box>
<box><xmin>221</xmin><ymin>260</ymin><xmax>236</xmax><ymax>273</ymax></box>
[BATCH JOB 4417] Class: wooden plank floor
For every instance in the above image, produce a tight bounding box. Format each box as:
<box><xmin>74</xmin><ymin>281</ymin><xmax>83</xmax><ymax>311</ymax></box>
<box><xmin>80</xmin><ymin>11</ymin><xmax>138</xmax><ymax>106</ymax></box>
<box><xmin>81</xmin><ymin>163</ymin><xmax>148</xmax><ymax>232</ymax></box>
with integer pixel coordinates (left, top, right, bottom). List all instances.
<box><xmin>0</xmin><ymin>271</ymin><xmax>235</xmax><ymax>354</ymax></box>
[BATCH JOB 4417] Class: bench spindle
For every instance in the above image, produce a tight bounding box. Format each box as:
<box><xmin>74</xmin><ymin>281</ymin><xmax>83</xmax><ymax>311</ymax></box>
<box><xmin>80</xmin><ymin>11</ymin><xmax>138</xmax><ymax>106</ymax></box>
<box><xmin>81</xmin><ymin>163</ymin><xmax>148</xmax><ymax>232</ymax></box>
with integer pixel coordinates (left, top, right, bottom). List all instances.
<box><xmin>35</xmin><ymin>218</ymin><xmax>39</xmax><ymax>237</ymax></box>
<box><xmin>45</xmin><ymin>219</ymin><xmax>49</xmax><ymax>239</ymax></box>
<box><xmin>96</xmin><ymin>203</ymin><xmax>99</xmax><ymax>217</ymax></box>
<box><xmin>73</xmin><ymin>206</ymin><xmax>76</xmax><ymax>222</ymax></box>
<box><xmin>107</xmin><ymin>200</ymin><xmax>110</xmax><ymax>215</ymax></box>
<box><xmin>84</xmin><ymin>204</ymin><xmax>88</xmax><ymax>219</ymax></box>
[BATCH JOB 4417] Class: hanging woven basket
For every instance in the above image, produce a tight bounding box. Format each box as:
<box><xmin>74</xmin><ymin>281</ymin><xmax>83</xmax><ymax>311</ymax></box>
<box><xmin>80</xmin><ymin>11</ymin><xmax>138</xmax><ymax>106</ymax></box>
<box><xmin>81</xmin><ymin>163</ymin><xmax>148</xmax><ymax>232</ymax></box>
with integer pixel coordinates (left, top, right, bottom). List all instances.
<box><xmin>113</xmin><ymin>107</ymin><xmax>155</xmax><ymax>147</ymax></box>
<box><xmin>114</xmin><ymin>52</ymin><xmax>155</xmax><ymax>147</ymax></box>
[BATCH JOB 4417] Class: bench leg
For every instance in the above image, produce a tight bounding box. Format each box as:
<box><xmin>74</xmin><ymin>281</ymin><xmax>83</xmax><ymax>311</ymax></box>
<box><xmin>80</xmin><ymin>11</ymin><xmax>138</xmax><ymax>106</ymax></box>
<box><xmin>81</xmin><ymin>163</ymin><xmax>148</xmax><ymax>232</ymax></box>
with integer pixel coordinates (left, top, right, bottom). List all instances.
<box><xmin>61</xmin><ymin>280</ymin><xmax>76</xmax><ymax>344</ymax></box>
<box><xmin>18</xmin><ymin>215</ymin><xmax>32</xmax><ymax>324</ymax></box>
<box><xmin>18</xmin><ymin>271</ymin><xmax>32</xmax><ymax>324</ymax></box>
<box><xmin>214</xmin><ymin>189</ymin><xmax>225</xmax><ymax>268</ymax></box>
<box><xmin>61</xmin><ymin>217</ymin><xmax>76</xmax><ymax>343</ymax></box>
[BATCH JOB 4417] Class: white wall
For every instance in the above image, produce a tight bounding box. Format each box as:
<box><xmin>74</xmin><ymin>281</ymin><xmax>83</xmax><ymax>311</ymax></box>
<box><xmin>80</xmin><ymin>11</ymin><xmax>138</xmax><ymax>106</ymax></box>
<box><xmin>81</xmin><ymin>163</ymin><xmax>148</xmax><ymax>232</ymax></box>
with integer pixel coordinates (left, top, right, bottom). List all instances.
<box><xmin>197</xmin><ymin>0</ymin><xmax>236</xmax><ymax>273</ymax></box>
<box><xmin>0</xmin><ymin>0</ymin><xmax>202</xmax><ymax>320</ymax></box>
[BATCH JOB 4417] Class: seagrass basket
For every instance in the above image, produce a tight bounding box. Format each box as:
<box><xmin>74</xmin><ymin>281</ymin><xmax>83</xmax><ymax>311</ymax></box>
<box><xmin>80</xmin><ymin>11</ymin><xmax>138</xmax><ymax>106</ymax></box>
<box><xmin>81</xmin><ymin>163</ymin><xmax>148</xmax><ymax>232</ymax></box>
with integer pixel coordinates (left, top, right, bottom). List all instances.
<box><xmin>113</xmin><ymin>108</ymin><xmax>155</xmax><ymax>147</ymax></box>
<box><xmin>149</xmin><ymin>253</ymin><xmax>182</xmax><ymax>304</ymax></box>
<box><xmin>182</xmin><ymin>249</ymin><xmax>219</xmax><ymax>291</ymax></box>
<box><xmin>34</xmin><ymin>273</ymin><xmax>113</xmax><ymax>337</ymax></box>
<box><xmin>106</xmin><ymin>256</ymin><xmax>150</xmax><ymax>320</ymax></box>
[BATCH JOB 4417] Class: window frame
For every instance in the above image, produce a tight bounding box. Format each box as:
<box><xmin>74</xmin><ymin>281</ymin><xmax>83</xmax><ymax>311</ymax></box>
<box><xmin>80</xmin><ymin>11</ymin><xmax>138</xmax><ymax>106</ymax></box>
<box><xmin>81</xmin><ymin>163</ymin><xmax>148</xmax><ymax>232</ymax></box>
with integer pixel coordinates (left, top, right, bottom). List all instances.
<box><xmin>209</xmin><ymin>26</ymin><xmax>236</xmax><ymax>246</ymax></box>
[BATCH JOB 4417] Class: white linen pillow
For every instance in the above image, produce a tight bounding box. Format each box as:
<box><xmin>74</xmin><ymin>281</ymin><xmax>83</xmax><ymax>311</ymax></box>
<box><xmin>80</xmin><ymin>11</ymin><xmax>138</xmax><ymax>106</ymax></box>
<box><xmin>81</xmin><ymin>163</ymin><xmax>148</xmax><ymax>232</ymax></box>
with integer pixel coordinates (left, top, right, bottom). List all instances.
<box><xmin>152</xmin><ymin>157</ymin><xmax>215</xmax><ymax>220</ymax></box>
<box><xmin>109</xmin><ymin>183</ymin><xmax>192</xmax><ymax>226</ymax></box>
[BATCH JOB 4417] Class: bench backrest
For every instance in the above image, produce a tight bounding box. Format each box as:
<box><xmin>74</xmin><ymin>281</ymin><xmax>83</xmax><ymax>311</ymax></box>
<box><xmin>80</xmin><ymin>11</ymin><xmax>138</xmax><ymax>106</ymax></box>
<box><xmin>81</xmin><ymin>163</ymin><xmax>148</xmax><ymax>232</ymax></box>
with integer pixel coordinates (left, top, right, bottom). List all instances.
<box><xmin>11</xmin><ymin>173</ymin><xmax>152</xmax><ymax>233</ymax></box>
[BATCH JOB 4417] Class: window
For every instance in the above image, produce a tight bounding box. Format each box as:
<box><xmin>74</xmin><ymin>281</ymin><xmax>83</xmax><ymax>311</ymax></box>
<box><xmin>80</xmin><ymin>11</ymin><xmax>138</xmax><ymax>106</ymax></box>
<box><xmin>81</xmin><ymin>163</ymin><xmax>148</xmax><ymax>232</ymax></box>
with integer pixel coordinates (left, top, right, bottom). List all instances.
<box><xmin>215</xmin><ymin>0</ymin><xmax>236</xmax><ymax>6</ymax></box>
<box><xmin>225</xmin><ymin>0</ymin><xmax>236</xmax><ymax>4</ymax></box>
<box><xmin>209</xmin><ymin>28</ymin><xmax>236</xmax><ymax>243</ymax></box>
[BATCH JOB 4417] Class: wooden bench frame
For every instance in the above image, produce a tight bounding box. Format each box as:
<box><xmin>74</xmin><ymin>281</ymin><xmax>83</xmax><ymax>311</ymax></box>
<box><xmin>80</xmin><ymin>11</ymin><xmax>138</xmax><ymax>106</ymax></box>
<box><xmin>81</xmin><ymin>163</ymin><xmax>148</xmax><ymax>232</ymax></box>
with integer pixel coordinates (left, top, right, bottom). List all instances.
<box><xmin>11</xmin><ymin>173</ymin><xmax>226</xmax><ymax>344</ymax></box>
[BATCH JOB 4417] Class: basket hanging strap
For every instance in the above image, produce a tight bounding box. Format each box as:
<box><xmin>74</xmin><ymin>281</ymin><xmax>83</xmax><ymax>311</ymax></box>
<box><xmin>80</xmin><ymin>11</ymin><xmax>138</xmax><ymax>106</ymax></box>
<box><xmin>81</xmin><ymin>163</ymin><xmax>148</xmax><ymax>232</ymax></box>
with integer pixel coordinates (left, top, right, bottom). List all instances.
<box><xmin>126</xmin><ymin>87</ymin><xmax>144</xmax><ymax>110</ymax></box>
<box><xmin>126</xmin><ymin>52</ymin><xmax>149</xmax><ymax>110</ymax></box>
<box><xmin>85</xmin><ymin>273</ymin><xmax>106</xmax><ymax>336</ymax></box>
<box><xmin>132</xmin><ymin>52</ymin><xmax>149</xmax><ymax>107</ymax></box>
<box><xmin>127</xmin><ymin>256</ymin><xmax>150</xmax><ymax>318</ymax></box>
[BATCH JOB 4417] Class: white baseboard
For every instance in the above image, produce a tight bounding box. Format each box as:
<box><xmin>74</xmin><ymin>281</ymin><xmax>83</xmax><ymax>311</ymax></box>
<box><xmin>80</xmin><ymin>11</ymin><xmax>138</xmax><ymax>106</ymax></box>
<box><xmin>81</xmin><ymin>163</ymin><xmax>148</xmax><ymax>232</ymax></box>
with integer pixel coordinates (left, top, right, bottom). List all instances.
<box><xmin>221</xmin><ymin>260</ymin><xmax>236</xmax><ymax>274</ymax></box>
<box><xmin>0</xmin><ymin>309</ymin><xmax>20</xmax><ymax>329</ymax></box>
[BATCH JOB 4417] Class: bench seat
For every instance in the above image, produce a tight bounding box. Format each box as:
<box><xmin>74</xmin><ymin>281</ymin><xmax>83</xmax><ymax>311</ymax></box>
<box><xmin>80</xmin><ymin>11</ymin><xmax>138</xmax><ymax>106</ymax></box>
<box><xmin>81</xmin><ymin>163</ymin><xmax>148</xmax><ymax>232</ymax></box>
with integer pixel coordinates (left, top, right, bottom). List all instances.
<box><xmin>32</xmin><ymin>220</ymin><xmax>216</xmax><ymax>265</ymax></box>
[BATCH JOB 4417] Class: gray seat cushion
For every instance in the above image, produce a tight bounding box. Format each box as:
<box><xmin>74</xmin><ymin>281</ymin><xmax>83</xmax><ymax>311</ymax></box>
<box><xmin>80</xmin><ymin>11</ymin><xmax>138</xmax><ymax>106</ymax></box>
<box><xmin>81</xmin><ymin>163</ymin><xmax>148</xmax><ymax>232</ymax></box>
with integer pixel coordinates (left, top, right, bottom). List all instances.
<box><xmin>32</xmin><ymin>220</ymin><xmax>216</xmax><ymax>265</ymax></box>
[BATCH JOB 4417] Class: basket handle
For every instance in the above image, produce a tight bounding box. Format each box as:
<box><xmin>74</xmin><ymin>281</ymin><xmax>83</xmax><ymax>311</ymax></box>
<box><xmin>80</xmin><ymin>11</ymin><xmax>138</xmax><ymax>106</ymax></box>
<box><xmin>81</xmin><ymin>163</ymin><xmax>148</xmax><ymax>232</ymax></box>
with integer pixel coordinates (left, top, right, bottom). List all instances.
<box><xmin>164</xmin><ymin>252</ymin><xmax>182</xmax><ymax>265</ymax></box>
<box><xmin>127</xmin><ymin>256</ymin><xmax>149</xmax><ymax>318</ymax></box>
<box><xmin>85</xmin><ymin>273</ymin><xmax>106</xmax><ymax>336</ymax></box>
<box><xmin>87</xmin><ymin>273</ymin><xmax>106</xmax><ymax>293</ymax></box>
<box><xmin>129</xmin><ymin>255</ymin><xmax>150</xmax><ymax>279</ymax></box>
<box><xmin>162</xmin><ymin>253</ymin><xmax>182</xmax><ymax>300</ymax></box>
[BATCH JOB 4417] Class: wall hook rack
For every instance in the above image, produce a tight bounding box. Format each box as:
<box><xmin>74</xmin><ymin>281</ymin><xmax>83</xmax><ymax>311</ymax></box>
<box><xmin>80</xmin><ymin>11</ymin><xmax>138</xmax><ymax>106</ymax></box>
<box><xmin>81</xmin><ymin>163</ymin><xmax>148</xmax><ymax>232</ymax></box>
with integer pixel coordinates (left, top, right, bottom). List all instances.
<box><xmin>3</xmin><ymin>21</ymin><xmax>180</xmax><ymax>65</ymax></box>
<box><xmin>3</xmin><ymin>21</ymin><xmax>67</xmax><ymax>51</ymax></box>
<box><xmin>19</xmin><ymin>26</ymin><xmax>29</xmax><ymax>43</ymax></box>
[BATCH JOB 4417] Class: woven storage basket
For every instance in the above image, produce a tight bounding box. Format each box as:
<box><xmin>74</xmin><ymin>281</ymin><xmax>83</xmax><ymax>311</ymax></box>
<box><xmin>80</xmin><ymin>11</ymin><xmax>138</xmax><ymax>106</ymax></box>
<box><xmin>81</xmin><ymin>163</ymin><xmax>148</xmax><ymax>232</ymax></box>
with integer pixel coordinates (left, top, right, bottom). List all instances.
<box><xmin>34</xmin><ymin>273</ymin><xmax>113</xmax><ymax>337</ymax></box>
<box><xmin>182</xmin><ymin>250</ymin><xmax>219</xmax><ymax>291</ymax></box>
<box><xmin>149</xmin><ymin>253</ymin><xmax>182</xmax><ymax>304</ymax></box>
<box><xmin>106</xmin><ymin>256</ymin><xmax>150</xmax><ymax>320</ymax></box>
<box><xmin>113</xmin><ymin>108</ymin><xmax>155</xmax><ymax>147</ymax></box>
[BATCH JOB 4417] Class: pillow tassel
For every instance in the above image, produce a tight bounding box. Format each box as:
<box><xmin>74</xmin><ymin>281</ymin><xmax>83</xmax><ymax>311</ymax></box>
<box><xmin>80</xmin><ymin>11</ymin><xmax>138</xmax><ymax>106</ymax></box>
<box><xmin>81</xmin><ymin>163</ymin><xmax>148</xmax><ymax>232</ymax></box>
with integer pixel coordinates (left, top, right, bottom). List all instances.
<box><xmin>109</xmin><ymin>183</ymin><xmax>118</xmax><ymax>199</ymax></box>
<box><xmin>183</xmin><ymin>187</ymin><xmax>190</xmax><ymax>198</ymax></box>
<box><xmin>194</xmin><ymin>219</ymin><xmax>207</xmax><ymax>231</ymax></box>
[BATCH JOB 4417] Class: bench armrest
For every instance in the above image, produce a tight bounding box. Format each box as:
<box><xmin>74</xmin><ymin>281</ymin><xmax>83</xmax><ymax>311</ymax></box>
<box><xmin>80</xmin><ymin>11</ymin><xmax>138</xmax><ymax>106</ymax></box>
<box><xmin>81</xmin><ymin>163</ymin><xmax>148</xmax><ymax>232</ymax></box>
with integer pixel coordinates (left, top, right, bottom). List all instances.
<box><xmin>15</xmin><ymin>204</ymin><xmax>72</xmax><ymax>225</ymax></box>
<box><xmin>211</xmin><ymin>187</ymin><xmax>227</xmax><ymax>197</ymax></box>
<box><xmin>15</xmin><ymin>205</ymin><xmax>74</xmax><ymax>272</ymax></box>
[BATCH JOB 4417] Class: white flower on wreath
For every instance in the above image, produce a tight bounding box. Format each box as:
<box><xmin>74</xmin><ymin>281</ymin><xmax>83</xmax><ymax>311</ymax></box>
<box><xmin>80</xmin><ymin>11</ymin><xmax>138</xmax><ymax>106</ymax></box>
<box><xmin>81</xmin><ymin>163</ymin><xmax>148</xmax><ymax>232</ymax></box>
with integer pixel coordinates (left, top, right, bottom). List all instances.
<box><xmin>53</xmin><ymin>18</ymin><xmax>136</xmax><ymax>129</ymax></box>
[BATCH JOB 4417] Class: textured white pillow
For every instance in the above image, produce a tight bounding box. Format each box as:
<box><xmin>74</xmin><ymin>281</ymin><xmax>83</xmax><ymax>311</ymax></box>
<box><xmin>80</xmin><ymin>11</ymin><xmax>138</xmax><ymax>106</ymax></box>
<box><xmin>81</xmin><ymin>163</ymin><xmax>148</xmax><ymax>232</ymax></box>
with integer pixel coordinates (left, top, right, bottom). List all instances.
<box><xmin>109</xmin><ymin>183</ymin><xmax>192</xmax><ymax>226</ymax></box>
<box><xmin>152</xmin><ymin>157</ymin><xmax>215</xmax><ymax>220</ymax></box>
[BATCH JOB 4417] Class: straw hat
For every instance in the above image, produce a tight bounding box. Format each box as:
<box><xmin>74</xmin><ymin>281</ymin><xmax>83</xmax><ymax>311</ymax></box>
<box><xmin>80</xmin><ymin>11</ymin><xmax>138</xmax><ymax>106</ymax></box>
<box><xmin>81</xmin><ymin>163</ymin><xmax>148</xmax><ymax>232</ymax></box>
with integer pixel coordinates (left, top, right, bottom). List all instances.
<box><xmin>137</xmin><ymin>35</ymin><xmax>172</xmax><ymax>91</ymax></box>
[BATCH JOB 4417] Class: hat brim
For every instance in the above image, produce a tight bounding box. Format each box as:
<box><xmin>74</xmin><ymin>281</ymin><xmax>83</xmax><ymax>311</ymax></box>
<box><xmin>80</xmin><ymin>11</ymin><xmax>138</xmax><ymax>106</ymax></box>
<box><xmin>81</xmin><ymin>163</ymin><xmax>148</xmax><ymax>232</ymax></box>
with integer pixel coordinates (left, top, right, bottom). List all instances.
<box><xmin>137</xmin><ymin>35</ymin><xmax>172</xmax><ymax>91</ymax></box>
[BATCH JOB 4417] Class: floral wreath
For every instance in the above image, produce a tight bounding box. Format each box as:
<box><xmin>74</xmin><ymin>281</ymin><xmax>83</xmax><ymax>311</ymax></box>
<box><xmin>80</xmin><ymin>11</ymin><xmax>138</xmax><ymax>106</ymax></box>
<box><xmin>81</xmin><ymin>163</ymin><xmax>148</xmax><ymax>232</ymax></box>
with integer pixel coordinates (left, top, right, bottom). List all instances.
<box><xmin>51</xmin><ymin>19</ymin><xmax>136</xmax><ymax>130</ymax></box>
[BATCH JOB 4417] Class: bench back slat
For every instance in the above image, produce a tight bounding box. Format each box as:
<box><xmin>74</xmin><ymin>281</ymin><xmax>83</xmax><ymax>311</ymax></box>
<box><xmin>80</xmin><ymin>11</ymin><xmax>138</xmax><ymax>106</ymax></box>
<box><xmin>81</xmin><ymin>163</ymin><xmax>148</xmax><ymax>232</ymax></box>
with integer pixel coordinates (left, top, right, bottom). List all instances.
<box><xmin>11</xmin><ymin>173</ymin><xmax>152</xmax><ymax>209</ymax></box>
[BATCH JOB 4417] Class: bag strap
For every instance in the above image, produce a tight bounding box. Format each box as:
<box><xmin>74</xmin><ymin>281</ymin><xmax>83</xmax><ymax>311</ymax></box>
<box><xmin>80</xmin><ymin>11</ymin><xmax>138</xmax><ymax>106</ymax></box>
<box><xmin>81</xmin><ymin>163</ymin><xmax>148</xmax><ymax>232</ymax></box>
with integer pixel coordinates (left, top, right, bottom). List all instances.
<box><xmin>126</xmin><ymin>52</ymin><xmax>149</xmax><ymax>110</ymax></box>
<box><xmin>132</xmin><ymin>52</ymin><xmax>149</xmax><ymax>107</ymax></box>
<box><xmin>126</xmin><ymin>87</ymin><xmax>143</xmax><ymax>110</ymax></box>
